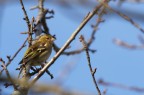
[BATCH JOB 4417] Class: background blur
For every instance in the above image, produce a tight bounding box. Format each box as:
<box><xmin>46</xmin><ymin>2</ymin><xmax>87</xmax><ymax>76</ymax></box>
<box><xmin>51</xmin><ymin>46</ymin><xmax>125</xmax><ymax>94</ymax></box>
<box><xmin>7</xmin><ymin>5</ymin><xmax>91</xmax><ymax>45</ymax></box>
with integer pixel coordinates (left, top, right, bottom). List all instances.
<box><xmin>0</xmin><ymin>0</ymin><xmax>144</xmax><ymax>95</ymax></box>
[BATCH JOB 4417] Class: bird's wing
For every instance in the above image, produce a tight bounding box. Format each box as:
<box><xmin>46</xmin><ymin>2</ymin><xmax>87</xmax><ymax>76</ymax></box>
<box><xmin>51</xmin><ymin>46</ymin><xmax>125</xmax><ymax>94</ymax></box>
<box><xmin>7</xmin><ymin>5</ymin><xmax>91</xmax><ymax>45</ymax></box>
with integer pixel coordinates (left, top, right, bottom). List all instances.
<box><xmin>20</xmin><ymin>41</ymin><xmax>47</xmax><ymax>64</ymax></box>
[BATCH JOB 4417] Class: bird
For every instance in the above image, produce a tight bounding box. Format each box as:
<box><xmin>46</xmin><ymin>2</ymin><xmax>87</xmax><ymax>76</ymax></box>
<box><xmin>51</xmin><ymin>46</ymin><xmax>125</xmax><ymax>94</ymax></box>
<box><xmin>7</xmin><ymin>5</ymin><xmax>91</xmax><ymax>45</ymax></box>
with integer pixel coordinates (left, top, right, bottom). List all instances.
<box><xmin>18</xmin><ymin>34</ymin><xmax>55</xmax><ymax>78</ymax></box>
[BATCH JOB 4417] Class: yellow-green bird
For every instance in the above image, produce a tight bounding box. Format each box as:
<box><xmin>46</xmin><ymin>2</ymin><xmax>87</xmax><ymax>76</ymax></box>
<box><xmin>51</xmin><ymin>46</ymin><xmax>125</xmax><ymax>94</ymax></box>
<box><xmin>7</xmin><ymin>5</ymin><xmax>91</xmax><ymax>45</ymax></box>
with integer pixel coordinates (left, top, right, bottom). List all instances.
<box><xmin>18</xmin><ymin>34</ymin><xmax>55</xmax><ymax>78</ymax></box>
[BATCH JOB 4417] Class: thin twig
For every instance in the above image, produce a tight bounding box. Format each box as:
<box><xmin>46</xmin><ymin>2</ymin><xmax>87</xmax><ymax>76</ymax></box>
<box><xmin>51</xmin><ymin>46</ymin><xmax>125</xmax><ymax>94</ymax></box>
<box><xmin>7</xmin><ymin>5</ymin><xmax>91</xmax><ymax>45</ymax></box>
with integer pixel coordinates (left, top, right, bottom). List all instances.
<box><xmin>29</xmin><ymin>4</ymin><xmax>103</xmax><ymax>87</ymax></box>
<box><xmin>103</xmin><ymin>3</ymin><xmax>144</xmax><ymax>33</ymax></box>
<box><xmin>79</xmin><ymin>35</ymin><xmax>101</xmax><ymax>95</ymax></box>
<box><xmin>38</xmin><ymin>0</ymin><xmax>50</xmax><ymax>34</ymax></box>
<box><xmin>0</xmin><ymin>38</ymin><xmax>27</xmax><ymax>75</ymax></box>
<box><xmin>53</xmin><ymin>43</ymin><xmax>96</xmax><ymax>55</ymax></box>
<box><xmin>19</xmin><ymin>0</ymin><xmax>32</xmax><ymax>46</ymax></box>
<box><xmin>19</xmin><ymin>0</ymin><xmax>30</xmax><ymax>26</ymax></box>
<box><xmin>88</xmin><ymin>6</ymin><xmax>106</xmax><ymax>47</ymax></box>
<box><xmin>113</xmin><ymin>38</ymin><xmax>144</xmax><ymax>49</ymax></box>
<box><xmin>99</xmin><ymin>79</ymin><xmax>144</xmax><ymax>92</ymax></box>
<box><xmin>0</xmin><ymin>58</ymin><xmax>17</xmax><ymax>90</ymax></box>
<box><xmin>54</xmin><ymin>6</ymin><xmax>106</xmax><ymax>86</ymax></box>
<box><xmin>52</xmin><ymin>7</ymin><xmax>106</xmax><ymax>55</ymax></box>
<box><xmin>33</xmin><ymin>0</ymin><xmax>53</xmax><ymax>36</ymax></box>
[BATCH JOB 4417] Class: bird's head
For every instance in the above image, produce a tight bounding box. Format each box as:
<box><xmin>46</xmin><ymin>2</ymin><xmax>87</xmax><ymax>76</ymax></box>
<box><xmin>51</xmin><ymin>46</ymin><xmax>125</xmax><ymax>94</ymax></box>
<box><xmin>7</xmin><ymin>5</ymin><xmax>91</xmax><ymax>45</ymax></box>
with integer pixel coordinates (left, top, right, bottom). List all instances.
<box><xmin>39</xmin><ymin>34</ymin><xmax>55</xmax><ymax>42</ymax></box>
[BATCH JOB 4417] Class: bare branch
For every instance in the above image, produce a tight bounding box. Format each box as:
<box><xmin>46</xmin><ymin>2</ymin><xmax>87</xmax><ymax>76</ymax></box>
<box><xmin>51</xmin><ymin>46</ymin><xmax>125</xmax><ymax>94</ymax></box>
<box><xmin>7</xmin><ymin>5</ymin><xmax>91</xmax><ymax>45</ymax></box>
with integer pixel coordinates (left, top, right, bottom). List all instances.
<box><xmin>79</xmin><ymin>35</ymin><xmax>101</xmax><ymax>95</ymax></box>
<box><xmin>104</xmin><ymin>3</ymin><xmax>144</xmax><ymax>33</ymax></box>
<box><xmin>0</xmin><ymin>58</ymin><xmax>17</xmax><ymax>90</ymax></box>
<box><xmin>0</xmin><ymin>38</ymin><xmax>27</xmax><ymax>75</ymax></box>
<box><xmin>29</xmin><ymin>3</ymin><xmax>103</xmax><ymax>87</ymax></box>
<box><xmin>113</xmin><ymin>38</ymin><xmax>144</xmax><ymax>49</ymax></box>
<box><xmin>53</xmin><ymin>43</ymin><xmax>96</xmax><ymax>55</ymax></box>
<box><xmin>52</xmin><ymin>3</ymin><xmax>106</xmax><ymax>56</ymax></box>
<box><xmin>88</xmin><ymin>6</ymin><xmax>106</xmax><ymax>47</ymax></box>
<box><xmin>99</xmin><ymin>79</ymin><xmax>144</xmax><ymax>92</ymax></box>
<box><xmin>19</xmin><ymin>0</ymin><xmax>32</xmax><ymax>46</ymax></box>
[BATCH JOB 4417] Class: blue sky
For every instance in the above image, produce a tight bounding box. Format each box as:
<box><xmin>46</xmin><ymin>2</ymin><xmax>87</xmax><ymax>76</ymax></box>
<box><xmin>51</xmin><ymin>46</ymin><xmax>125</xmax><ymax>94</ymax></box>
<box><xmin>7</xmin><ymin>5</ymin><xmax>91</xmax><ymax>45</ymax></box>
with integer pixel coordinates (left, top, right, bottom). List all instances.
<box><xmin>0</xmin><ymin>1</ymin><xmax>144</xmax><ymax>95</ymax></box>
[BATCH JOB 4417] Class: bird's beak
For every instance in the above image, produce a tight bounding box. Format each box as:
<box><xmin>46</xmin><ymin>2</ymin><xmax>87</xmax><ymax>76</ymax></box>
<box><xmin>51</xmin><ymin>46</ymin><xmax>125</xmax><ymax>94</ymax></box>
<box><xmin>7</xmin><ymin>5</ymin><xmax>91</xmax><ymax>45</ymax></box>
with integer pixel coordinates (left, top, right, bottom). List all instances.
<box><xmin>51</xmin><ymin>37</ymin><xmax>55</xmax><ymax>41</ymax></box>
<box><xmin>51</xmin><ymin>35</ymin><xmax>56</xmax><ymax>41</ymax></box>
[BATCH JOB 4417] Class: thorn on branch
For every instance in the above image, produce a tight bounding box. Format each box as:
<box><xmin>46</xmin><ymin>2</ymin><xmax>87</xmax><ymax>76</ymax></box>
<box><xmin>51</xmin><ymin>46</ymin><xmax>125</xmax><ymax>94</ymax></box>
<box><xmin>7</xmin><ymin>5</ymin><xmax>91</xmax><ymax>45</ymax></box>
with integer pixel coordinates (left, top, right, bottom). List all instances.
<box><xmin>92</xmin><ymin>68</ymin><xmax>97</xmax><ymax>76</ymax></box>
<box><xmin>7</xmin><ymin>56</ymin><xmax>11</xmax><ymax>61</ymax></box>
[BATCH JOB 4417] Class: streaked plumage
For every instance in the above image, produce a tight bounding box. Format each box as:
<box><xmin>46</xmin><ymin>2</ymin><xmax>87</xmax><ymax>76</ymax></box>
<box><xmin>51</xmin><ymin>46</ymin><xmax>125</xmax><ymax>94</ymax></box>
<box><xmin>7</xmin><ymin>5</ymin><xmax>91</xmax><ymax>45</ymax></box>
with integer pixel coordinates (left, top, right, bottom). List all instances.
<box><xmin>19</xmin><ymin>34</ymin><xmax>55</xmax><ymax>78</ymax></box>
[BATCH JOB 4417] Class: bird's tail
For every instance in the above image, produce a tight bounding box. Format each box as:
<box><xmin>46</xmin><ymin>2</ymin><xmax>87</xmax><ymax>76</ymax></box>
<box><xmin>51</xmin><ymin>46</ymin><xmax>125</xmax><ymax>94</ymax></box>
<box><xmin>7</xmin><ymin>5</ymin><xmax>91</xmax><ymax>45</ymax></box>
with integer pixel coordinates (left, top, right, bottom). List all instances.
<box><xmin>18</xmin><ymin>64</ymin><xmax>30</xmax><ymax>78</ymax></box>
